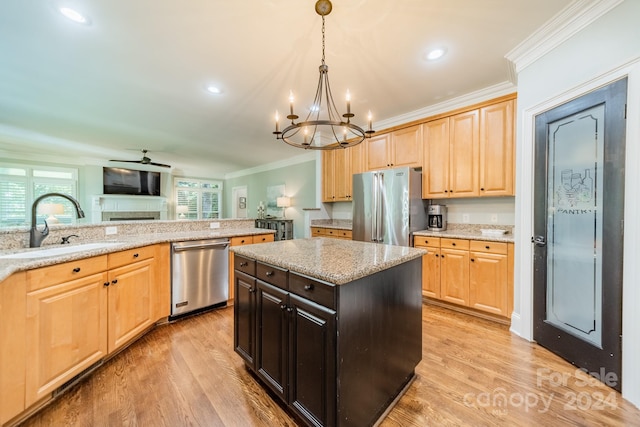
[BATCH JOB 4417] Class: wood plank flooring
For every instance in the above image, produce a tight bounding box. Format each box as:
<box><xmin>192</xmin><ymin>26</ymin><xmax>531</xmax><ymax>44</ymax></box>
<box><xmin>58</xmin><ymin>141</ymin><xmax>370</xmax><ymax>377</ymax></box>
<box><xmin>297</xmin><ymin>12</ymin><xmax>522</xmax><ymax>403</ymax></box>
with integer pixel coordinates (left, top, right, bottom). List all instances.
<box><xmin>16</xmin><ymin>304</ymin><xmax>640</xmax><ymax>427</ymax></box>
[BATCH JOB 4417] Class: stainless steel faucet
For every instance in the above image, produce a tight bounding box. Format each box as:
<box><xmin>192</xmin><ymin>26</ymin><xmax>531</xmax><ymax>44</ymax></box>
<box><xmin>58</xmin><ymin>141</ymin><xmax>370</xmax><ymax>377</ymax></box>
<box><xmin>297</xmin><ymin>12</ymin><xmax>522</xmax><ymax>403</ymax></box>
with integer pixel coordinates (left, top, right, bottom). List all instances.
<box><xmin>30</xmin><ymin>193</ymin><xmax>85</xmax><ymax>247</ymax></box>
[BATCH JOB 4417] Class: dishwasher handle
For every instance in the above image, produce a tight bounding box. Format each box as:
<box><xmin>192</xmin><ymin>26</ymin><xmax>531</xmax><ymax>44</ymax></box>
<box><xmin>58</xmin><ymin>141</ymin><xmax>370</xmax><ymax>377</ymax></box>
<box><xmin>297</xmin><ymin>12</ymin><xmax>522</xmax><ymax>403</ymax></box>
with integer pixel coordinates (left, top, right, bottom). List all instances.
<box><xmin>172</xmin><ymin>241</ymin><xmax>229</xmax><ymax>252</ymax></box>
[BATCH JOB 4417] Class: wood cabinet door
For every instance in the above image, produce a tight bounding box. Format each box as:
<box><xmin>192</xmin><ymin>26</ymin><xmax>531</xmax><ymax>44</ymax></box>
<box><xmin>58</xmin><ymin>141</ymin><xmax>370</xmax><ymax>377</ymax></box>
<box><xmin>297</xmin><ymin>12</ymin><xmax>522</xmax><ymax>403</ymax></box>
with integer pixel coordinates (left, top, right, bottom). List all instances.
<box><xmin>421</xmin><ymin>247</ymin><xmax>441</xmax><ymax>299</ymax></box>
<box><xmin>469</xmin><ymin>252</ymin><xmax>508</xmax><ymax>316</ymax></box>
<box><xmin>440</xmin><ymin>248</ymin><xmax>470</xmax><ymax>306</ymax></box>
<box><xmin>449</xmin><ymin>110</ymin><xmax>480</xmax><ymax>197</ymax></box>
<box><xmin>391</xmin><ymin>125</ymin><xmax>423</xmax><ymax>168</ymax></box>
<box><xmin>479</xmin><ymin>99</ymin><xmax>514</xmax><ymax>196</ymax></box>
<box><xmin>333</xmin><ymin>148</ymin><xmax>351</xmax><ymax>201</ymax></box>
<box><xmin>289</xmin><ymin>294</ymin><xmax>336</xmax><ymax>427</ymax></box>
<box><xmin>234</xmin><ymin>271</ymin><xmax>256</xmax><ymax>368</ymax></box>
<box><xmin>107</xmin><ymin>259</ymin><xmax>154</xmax><ymax>353</ymax></box>
<box><xmin>365</xmin><ymin>133</ymin><xmax>390</xmax><ymax>171</ymax></box>
<box><xmin>255</xmin><ymin>280</ymin><xmax>289</xmax><ymax>402</ymax></box>
<box><xmin>322</xmin><ymin>150</ymin><xmax>336</xmax><ymax>202</ymax></box>
<box><xmin>422</xmin><ymin>118</ymin><xmax>450</xmax><ymax>198</ymax></box>
<box><xmin>25</xmin><ymin>272</ymin><xmax>108</xmax><ymax>406</ymax></box>
<box><xmin>350</xmin><ymin>142</ymin><xmax>365</xmax><ymax>176</ymax></box>
<box><xmin>1</xmin><ymin>273</ymin><xmax>26</xmax><ymax>424</ymax></box>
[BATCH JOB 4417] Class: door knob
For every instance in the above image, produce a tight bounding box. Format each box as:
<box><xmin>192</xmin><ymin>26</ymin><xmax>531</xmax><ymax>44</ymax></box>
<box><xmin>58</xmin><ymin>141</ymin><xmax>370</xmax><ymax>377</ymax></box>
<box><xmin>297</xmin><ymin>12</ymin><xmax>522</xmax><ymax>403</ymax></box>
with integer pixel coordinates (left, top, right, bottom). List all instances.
<box><xmin>532</xmin><ymin>236</ymin><xmax>547</xmax><ymax>247</ymax></box>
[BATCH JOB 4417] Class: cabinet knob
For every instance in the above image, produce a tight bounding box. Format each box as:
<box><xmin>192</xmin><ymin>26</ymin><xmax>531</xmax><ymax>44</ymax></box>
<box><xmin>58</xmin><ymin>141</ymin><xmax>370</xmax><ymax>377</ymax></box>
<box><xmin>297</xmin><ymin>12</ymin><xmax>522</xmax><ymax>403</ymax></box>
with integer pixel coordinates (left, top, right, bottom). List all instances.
<box><xmin>103</xmin><ymin>282</ymin><xmax>110</xmax><ymax>287</ymax></box>
<box><xmin>485</xmin><ymin>245</ymin><xmax>490</xmax><ymax>250</ymax></box>
<box><xmin>133</xmin><ymin>253</ymin><xmax>139</xmax><ymax>258</ymax></box>
<box><xmin>441</xmin><ymin>255</ymin><xmax>445</xmax><ymax>258</ymax></box>
<box><xmin>304</xmin><ymin>284</ymin><xmax>314</xmax><ymax>291</ymax></box>
<box><xmin>240</xmin><ymin>262</ymin><xmax>248</xmax><ymax>267</ymax></box>
<box><xmin>111</xmin><ymin>279</ymin><xmax>118</xmax><ymax>285</ymax></box>
<box><xmin>435</xmin><ymin>254</ymin><xmax>439</xmax><ymax>257</ymax></box>
<box><xmin>265</xmin><ymin>271</ymin><xmax>274</xmax><ymax>277</ymax></box>
<box><xmin>471</xmin><ymin>259</ymin><xmax>475</xmax><ymax>262</ymax></box>
<box><xmin>452</xmin><ymin>243</ymin><xmax>456</xmax><ymax>246</ymax></box>
<box><xmin>249</xmin><ymin>288</ymin><xmax>256</xmax><ymax>293</ymax></box>
<box><xmin>241</xmin><ymin>239</ymin><xmax>246</xmax><ymax>244</ymax></box>
<box><xmin>444</xmin><ymin>190</ymin><xmax>448</xmax><ymax>193</ymax></box>
<box><xmin>72</xmin><ymin>267</ymin><xmax>81</xmax><ymax>273</ymax></box>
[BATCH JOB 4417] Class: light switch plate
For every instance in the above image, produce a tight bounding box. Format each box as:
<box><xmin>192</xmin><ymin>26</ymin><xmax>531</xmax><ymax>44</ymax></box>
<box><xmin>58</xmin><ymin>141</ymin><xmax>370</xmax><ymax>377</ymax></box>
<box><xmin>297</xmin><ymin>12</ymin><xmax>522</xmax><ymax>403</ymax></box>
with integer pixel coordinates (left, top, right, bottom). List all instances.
<box><xmin>462</xmin><ymin>214</ymin><xmax>470</xmax><ymax>223</ymax></box>
<box><xmin>490</xmin><ymin>214</ymin><xmax>498</xmax><ymax>223</ymax></box>
<box><xmin>105</xmin><ymin>226</ymin><xmax>118</xmax><ymax>235</ymax></box>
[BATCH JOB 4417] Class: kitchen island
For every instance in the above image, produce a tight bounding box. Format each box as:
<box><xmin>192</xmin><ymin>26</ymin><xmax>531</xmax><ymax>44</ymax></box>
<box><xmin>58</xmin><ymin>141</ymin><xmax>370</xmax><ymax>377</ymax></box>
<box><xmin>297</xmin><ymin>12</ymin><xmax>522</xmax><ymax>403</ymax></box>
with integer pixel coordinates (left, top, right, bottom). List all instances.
<box><xmin>231</xmin><ymin>238</ymin><xmax>425</xmax><ymax>427</ymax></box>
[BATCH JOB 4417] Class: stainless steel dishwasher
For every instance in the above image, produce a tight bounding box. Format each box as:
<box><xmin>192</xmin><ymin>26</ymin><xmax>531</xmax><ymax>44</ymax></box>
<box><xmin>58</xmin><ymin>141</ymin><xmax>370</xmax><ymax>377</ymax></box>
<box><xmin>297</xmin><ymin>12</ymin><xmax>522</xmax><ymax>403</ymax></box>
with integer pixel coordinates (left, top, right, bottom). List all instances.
<box><xmin>171</xmin><ymin>238</ymin><xmax>230</xmax><ymax>318</ymax></box>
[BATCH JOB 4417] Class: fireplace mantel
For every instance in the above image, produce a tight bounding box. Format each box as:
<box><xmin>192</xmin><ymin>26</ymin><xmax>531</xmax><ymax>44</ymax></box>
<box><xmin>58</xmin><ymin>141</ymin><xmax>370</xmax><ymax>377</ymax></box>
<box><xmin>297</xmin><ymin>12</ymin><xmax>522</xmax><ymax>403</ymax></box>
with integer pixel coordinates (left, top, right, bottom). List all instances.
<box><xmin>91</xmin><ymin>195</ymin><xmax>168</xmax><ymax>223</ymax></box>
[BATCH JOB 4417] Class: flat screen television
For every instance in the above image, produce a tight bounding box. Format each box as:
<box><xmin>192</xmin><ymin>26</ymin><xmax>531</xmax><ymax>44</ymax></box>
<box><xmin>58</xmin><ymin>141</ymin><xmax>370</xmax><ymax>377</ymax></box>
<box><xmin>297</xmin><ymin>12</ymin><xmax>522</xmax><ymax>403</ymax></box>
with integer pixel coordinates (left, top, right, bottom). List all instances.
<box><xmin>103</xmin><ymin>167</ymin><xmax>161</xmax><ymax>196</ymax></box>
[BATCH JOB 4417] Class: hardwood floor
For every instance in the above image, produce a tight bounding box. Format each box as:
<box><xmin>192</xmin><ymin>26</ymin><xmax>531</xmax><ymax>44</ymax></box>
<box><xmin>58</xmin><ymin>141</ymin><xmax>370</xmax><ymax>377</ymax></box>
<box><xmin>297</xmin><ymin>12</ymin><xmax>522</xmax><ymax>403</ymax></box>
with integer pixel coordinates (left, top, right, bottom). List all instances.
<box><xmin>16</xmin><ymin>304</ymin><xmax>640</xmax><ymax>427</ymax></box>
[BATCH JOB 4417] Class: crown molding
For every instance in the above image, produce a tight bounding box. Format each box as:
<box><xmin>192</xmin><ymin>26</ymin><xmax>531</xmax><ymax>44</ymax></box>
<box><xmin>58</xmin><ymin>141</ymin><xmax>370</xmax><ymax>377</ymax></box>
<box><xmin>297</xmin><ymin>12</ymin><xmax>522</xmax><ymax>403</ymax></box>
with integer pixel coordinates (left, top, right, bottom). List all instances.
<box><xmin>224</xmin><ymin>151</ymin><xmax>317</xmax><ymax>179</ymax></box>
<box><xmin>505</xmin><ymin>0</ymin><xmax>624</xmax><ymax>79</ymax></box>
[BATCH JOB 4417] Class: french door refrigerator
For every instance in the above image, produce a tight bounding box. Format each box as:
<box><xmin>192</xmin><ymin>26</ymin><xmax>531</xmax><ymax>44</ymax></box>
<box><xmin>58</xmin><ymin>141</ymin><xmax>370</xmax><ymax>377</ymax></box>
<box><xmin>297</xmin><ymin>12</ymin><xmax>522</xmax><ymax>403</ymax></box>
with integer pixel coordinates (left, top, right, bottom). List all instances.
<box><xmin>352</xmin><ymin>167</ymin><xmax>427</xmax><ymax>246</ymax></box>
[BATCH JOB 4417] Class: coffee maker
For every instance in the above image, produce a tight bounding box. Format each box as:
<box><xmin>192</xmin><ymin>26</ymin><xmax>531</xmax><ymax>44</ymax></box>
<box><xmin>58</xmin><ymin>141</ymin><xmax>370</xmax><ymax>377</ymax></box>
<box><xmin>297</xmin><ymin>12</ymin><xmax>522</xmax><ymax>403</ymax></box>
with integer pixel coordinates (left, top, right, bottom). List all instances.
<box><xmin>427</xmin><ymin>204</ymin><xmax>447</xmax><ymax>231</ymax></box>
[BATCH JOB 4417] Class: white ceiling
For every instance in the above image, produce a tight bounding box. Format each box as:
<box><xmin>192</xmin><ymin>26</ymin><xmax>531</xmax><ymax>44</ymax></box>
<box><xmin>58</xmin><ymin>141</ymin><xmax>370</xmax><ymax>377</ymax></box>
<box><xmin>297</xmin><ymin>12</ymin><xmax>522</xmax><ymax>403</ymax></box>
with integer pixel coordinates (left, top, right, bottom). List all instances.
<box><xmin>0</xmin><ymin>0</ymin><xmax>572</xmax><ymax>177</ymax></box>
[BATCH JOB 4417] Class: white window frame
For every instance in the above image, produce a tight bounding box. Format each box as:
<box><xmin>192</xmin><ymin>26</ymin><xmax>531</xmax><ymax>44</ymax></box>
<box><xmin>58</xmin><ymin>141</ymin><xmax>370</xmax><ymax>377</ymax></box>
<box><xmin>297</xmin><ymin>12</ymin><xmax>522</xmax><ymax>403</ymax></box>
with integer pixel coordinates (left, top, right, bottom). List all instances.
<box><xmin>173</xmin><ymin>177</ymin><xmax>223</xmax><ymax>220</ymax></box>
<box><xmin>0</xmin><ymin>163</ymin><xmax>79</xmax><ymax>228</ymax></box>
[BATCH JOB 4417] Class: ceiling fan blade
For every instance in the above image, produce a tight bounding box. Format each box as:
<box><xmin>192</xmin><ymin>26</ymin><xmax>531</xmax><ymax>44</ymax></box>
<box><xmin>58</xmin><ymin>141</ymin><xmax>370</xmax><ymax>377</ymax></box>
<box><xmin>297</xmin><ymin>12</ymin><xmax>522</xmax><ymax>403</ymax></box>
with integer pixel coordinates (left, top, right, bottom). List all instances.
<box><xmin>109</xmin><ymin>159</ymin><xmax>142</xmax><ymax>163</ymax></box>
<box><xmin>149</xmin><ymin>162</ymin><xmax>171</xmax><ymax>168</ymax></box>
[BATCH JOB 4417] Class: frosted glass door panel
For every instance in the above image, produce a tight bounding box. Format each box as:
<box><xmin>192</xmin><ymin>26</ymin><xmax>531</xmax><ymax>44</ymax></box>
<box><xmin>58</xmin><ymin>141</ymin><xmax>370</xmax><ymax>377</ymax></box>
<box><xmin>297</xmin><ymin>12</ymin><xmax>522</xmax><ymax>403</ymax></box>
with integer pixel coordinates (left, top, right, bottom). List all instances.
<box><xmin>545</xmin><ymin>105</ymin><xmax>604</xmax><ymax>347</ymax></box>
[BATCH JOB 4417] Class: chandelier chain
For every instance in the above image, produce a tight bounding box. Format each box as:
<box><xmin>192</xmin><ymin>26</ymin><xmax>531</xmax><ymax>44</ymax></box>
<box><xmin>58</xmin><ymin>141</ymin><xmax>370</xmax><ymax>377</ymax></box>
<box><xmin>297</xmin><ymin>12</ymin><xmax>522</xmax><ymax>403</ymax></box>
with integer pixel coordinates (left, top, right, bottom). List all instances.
<box><xmin>321</xmin><ymin>16</ymin><xmax>326</xmax><ymax>64</ymax></box>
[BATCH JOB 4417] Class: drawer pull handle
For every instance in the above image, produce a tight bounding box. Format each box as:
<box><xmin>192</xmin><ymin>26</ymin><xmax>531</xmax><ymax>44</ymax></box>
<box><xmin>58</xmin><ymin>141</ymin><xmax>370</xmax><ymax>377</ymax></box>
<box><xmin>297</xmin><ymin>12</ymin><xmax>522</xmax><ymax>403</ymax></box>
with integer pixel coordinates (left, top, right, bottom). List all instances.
<box><xmin>280</xmin><ymin>304</ymin><xmax>287</xmax><ymax>311</ymax></box>
<box><xmin>304</xmin><ymin>284</ymin><xmax>314</xmax><ymax>291</ymax></box>
<box><xmin>72</xmin><ymin>267</ymin><xmax>81</xmax><ymax>273</ymax></box>
<box><xmin>265</xmin><ymin>271</ymin><xmax>274</xmax><ymax>277</ymax></box>
<box><xmin>133</xmin><ymin>253</ymin><xmax>139</xmax><ymax>258</ymax></box>
<box><xmin>240</xmin><ymin>262</ymin><xmax>248</xmax><ymax>267</ymax></box>
<box><xmin>103</xmin><ymin>282</ymin><xmax>110</xmax><ymax>287</ymax></box>
<box><xmin>111</xmin><ymin>279</ymin><xmax>118</xmax><ymax>285</ymax></box>
<box><xmin>485</xmin><ymin>246</ymin><xmax>490</xmax><ymax>250</ymax></box>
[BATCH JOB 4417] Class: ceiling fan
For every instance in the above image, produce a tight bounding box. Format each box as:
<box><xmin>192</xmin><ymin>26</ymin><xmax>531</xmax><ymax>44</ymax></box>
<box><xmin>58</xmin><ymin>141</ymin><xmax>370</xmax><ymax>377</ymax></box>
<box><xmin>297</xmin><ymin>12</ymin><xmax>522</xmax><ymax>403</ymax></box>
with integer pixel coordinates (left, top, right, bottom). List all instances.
<box><xmin>110</xmin><ymin>149</ymin><xmax>171</xmax><ymax>168</ymax></box>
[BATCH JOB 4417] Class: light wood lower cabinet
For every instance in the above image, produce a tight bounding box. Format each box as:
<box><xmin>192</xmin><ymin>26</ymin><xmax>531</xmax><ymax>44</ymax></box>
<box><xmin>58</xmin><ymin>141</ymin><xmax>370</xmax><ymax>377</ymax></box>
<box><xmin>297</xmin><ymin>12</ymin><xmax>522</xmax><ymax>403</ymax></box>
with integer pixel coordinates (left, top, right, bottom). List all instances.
<box><xmin>415</xmin><ymin>236</ymin><xmax>513</xmax><ymax>319</ymax></box>
<box><xmin>310</xmin><ymin>227</ymin><xmax>352</xmax><ymax>240</ymax></box>
<box><xmin>0</xmin><ymin>272</ymin><xmax>27</xmax><ymax>425</ymax></box>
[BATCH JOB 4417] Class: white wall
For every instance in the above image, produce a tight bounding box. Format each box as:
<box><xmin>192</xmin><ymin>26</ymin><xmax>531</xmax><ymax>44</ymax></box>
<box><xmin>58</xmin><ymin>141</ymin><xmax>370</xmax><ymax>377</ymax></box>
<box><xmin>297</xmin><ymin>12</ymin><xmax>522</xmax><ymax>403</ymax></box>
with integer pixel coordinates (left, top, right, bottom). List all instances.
<box><xmin>513</xmin><ymin>0</ymin><xmax>640</xmax><ymax>407</ymax></box>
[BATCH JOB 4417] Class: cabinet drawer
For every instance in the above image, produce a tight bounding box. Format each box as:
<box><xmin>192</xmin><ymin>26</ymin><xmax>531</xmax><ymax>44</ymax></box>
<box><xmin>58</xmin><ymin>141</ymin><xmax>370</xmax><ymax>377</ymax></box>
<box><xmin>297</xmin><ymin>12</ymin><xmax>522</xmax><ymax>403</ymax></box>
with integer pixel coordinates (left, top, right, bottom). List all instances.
<box><xmin>414</xmin><ymin>236</ymin><xmax>440</xmax><ymax>247</ymax></box>
<box><xmin>257</xmin><ymin>262</ymin><xmax>288</xmax><ymax>289</ymax></box>
<box><xmin>336</xmin><ymin>229</ymin><xmax>352</xmax><ymax>239</ymax></box>
<box><xmin>311</xmin><ymin>227</ymin><xmax>325</xmax><ymax>237</ymax></box>
<box><xmin>289</xmin><ymin>273</ymin><xmax>336</xmax><ymax>310</ymax></box>
<box><xmin>469</xmin><ymin>240</ymin><xmax>508</xmax><ymax>255</ymax></box>
<box><xmin>108</xmin><ymin>245</ymin><xmax>155</xmax><ymax>269</ymax></box>
<box><xmin>234</xmin><ymin>255</ymin><xmax>256</xmax><ymax>276</ymax></box>
<box><xmin>253</xmin><ymin>234</ymin><xmax>274</xmax><ymax>244</ymax></box>
<box><xmin>231</xmin><ymin>236</ymin><xmax>253</xmax><ymax>246</ymax></box>
<box><xmin>441</xmin><ymin>238</ymin><xmax>469</xmax><ymax>250</ymax></box>
<box><xmin>27</xmin><ymin>255</ymin><xmax>108</xmax><ymax>291</ymax></box>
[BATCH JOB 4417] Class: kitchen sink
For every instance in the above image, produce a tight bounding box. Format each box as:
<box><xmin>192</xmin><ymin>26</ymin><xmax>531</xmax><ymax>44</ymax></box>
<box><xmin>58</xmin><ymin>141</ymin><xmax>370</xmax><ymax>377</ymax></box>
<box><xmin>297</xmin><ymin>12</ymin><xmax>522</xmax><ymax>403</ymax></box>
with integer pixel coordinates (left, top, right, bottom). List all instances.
<box><xmin>0</xmin><ymin>242</ymin><xmax>122</xmax><ymax>259</ymax></box>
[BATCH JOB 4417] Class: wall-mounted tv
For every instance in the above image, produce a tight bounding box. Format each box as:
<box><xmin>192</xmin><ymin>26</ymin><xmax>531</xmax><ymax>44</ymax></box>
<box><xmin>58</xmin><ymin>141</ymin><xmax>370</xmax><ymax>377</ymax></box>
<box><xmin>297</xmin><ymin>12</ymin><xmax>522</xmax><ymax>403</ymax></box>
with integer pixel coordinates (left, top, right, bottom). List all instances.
<box><xmin>103</xmin><ymin>167</ymin><xmax>161</xmax><ymax>196</ymax></box>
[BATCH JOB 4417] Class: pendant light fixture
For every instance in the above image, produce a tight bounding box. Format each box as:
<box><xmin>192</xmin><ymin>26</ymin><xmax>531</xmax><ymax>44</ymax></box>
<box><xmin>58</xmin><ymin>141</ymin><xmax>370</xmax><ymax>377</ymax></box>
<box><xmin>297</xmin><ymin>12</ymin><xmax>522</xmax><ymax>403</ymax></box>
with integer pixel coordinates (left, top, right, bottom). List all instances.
<box><xmin>272</xmin><ymin>0</ymin><xmax>375</xmax><ymax>150</ymax></box>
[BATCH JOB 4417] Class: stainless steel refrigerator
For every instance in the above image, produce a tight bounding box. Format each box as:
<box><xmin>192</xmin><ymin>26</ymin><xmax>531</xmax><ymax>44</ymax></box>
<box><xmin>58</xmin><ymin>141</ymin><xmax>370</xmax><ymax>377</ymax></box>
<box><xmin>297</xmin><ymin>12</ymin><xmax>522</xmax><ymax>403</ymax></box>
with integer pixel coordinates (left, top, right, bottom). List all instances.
<box><xmin>352</xmin><ymin>167</ymin><xmax>427</xmax><ymax>246</ymax></box>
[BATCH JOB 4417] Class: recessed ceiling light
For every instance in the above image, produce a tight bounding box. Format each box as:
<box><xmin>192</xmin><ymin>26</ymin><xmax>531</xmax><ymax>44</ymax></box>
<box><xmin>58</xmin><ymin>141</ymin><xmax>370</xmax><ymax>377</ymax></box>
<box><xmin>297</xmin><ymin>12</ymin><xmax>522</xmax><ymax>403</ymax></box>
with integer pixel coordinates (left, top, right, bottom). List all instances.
<box><xmin>59</xmin><ymin>7</ymin><xmax>90</xmax><ymax>24</ymax></box>
<box><xmin>425</xmin><ymin>48</ymin><xmax>447</xmax><ymax>61</ymax></box>
<box><xmin>206</xmin><ymin>86</ymin><xmax>222</xmax><ymax>94</ymax></box>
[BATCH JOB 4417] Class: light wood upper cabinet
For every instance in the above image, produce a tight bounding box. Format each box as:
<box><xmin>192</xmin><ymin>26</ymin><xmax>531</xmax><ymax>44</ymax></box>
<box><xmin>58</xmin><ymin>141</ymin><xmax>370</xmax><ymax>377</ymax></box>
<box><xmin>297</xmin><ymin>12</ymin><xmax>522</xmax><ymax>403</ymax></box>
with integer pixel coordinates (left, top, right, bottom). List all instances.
<box><xmin>322</xmin><ymin>148</ymin><xmax>353</xmax><ymax>202</ymax></box>
<box><xmin>449</xmin><ymin>110</ymin><xmax>480</xmax><ymax>197</ymax></box>
<box><xmin>479</xmin><ymin>99</ymin><xmax>515</xmax><ymax>196</ymax></box>
<box><xmin>365</xmin><ymin>126</ymin><xmax>422</xmax><ymax>171</ymax></box>
<box><xmin>350</xmin><ymin>142</ymin><xmax>365</xmax><ymax>176</ymax></box>
<box><xmin>422</xmin><ymin>117</ymin><xmax>450</xmax><ymax>198</ymax></box>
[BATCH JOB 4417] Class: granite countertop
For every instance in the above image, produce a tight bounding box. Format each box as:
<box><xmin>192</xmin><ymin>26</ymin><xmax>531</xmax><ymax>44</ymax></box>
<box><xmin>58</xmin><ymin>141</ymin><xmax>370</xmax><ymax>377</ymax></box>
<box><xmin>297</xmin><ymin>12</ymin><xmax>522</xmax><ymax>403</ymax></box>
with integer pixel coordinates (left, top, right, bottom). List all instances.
<box><xmin>0</xmin><ymin>228</ymin><xmax>275</xmax><ymax>283</ymax></box>
<box><xmin>232</xmin><ymin>237</ymin><xmax>425</xmax><ymax>285</ymax></box>
<box><xmin>310</xmin><ymin>220</ymin><xmax>353</xmax><ymax>231</ymax></box>
<box><xmin>413</xmin><ymin>228</ymin><xmax>514</xmax><ymax>243</ymax></box>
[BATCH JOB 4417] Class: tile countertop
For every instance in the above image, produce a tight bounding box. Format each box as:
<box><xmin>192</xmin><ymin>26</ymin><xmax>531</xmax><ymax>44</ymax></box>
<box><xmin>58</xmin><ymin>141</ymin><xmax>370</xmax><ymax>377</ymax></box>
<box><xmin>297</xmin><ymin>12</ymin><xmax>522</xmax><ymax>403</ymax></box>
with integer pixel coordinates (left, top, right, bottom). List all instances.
<box><xmin>0</xmin><ymin>228</ymin><xmax>275</xmax><ymax>283</ymax></box>
<box><xmin>232</xmin><ymin>237</ymin><xmax>425</xmax><ymax>285</ymax></box>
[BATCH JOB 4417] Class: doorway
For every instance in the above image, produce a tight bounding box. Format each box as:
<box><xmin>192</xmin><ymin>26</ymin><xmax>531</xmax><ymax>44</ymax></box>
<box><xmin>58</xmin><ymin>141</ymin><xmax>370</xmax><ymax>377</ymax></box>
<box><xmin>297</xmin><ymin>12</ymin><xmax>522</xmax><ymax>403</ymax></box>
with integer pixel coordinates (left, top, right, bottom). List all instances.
<box><xmin>232</xmin><ymin>186</ymin><xmax>248</xmax><ymax>219</ymax></box>
<box><xmin>533</xmin><ymin>78</ymin><xmax>627</xmax><ymax>391</ymax></box>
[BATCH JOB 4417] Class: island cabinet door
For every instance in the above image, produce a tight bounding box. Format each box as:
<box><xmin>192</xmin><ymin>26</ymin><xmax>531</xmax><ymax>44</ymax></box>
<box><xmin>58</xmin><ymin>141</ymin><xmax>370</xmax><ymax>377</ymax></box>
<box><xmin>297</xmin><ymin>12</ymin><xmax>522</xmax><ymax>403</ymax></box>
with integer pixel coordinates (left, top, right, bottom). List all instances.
<box><xmin>255</xmin><ymin>280</ymin><xmax>289</xmax><ymax>402</ymax></box>
<box><xmin>234</xmin><ymin>271</ymin><xmax>257</xmax><ymax>368</ymax></box>
<box><xmin>288</xmin><ymin>294</ymin><xmax>337</xmax><ymax>427</ymax></box>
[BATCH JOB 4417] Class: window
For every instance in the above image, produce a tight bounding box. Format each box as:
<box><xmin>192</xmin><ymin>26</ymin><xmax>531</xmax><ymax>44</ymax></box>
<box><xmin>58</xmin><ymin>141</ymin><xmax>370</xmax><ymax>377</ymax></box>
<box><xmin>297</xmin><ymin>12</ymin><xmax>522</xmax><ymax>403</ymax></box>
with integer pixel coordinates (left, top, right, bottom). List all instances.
<box><xmin>174</xmin><ymin>178</ymin><xmax>222</xmax><ymax>219</ymax></box>
<box><xmin>0</xmin><ymin>164</ymin><xmax>79</xmax><ymax>228</ymax></box>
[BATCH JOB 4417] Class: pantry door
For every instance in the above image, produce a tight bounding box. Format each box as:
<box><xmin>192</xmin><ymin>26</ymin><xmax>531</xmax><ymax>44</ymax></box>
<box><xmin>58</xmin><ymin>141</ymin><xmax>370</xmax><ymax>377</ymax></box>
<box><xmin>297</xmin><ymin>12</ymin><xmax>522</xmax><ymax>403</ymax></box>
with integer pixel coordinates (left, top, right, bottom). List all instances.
<box><xmin>533</xmin><ymin>78</ymin><xmax>627</xmax><ymax>391</ymax></box>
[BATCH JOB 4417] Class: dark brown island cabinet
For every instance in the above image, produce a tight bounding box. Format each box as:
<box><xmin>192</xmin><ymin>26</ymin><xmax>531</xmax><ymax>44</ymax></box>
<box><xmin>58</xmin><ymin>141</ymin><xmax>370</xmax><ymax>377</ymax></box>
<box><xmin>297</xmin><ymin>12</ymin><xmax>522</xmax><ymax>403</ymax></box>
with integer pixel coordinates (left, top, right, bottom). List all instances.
<box><xmin>233</xmin><ymin>252</ymin><xmax>422</xmax><ymax>427</ymax></box>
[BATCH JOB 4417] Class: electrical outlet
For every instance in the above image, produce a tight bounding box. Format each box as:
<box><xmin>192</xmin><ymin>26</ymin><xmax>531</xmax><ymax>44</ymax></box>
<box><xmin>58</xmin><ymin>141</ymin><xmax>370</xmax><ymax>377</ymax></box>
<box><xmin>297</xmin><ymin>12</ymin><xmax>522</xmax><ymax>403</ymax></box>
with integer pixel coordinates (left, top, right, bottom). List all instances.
<box><xmin>210</xmin><ymin>222</ymin><xmax>220</xmax><ymax>229</ymax></box>
<box><xmin>490</xmin><ymin>214</ymin><xmax>498</xmax><ymax>223</ymax></box>
<box><xmin>105</xmin><ymin>226</ymin><xmax>118</xmax><ymax>235</ymax></box>
<box><xmin>462</xmin><ymin>214</ymin><xmax>470</xmax><ymax>223</ymax></box>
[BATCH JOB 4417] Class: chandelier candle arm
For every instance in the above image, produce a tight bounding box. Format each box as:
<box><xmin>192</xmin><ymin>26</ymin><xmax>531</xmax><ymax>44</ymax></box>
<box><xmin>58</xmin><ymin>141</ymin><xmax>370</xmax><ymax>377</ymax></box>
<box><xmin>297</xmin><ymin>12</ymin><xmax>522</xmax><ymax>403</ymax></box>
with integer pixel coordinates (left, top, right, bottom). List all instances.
<box><xmin>272</xmin><ymin>0</ymin><xmax>375</xmax><ymax>150</ymax></box>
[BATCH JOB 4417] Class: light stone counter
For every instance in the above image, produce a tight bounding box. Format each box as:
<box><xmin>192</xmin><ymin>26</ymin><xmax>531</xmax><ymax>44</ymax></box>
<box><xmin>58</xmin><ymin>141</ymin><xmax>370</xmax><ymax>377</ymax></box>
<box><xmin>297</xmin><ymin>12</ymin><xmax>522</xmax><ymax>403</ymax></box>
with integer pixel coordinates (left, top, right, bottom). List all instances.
<box><xmin>231</xmin><ymin>237</ymin><xmax>425</xmax><ymax>285</ymax></box>
<box><xmin>413</xmin><ymin>228</ymin><xmax>514</xmax><ymax>243</ymax></box>
<box><xmin>0</xmin><ymin>228</ymin><xmax>274</xmax><ymax>283</ymax></box>
<box><xmin>310</xmin><ymin>219</ymin><xmax>353</xmax><ymax>231</ymax></box>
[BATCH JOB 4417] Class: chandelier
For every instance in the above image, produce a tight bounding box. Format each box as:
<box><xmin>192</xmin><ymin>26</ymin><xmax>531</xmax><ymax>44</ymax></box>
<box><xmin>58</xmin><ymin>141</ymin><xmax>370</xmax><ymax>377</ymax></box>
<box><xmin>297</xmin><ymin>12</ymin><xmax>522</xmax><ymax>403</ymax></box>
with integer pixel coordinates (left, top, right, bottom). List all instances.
<box><xmin>273</xmin><ymin>0</ymin><xmax>375</xmax><ymax>150</ymax></box>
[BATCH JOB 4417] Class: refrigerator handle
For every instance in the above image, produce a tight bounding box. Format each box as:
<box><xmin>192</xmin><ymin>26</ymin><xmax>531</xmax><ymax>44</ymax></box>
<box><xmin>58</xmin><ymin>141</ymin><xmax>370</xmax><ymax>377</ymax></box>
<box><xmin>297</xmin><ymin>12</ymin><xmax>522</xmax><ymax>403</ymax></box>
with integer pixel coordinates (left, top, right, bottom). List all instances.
<box><xmin>372</xmin><ymin>172</ymin><xmax>378</xmax><ymax>242</ymax></box>
<box><xmin>377</xmin><ymin>172</ymin><xmax>384</xmax><ymax>243</ymax></box>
